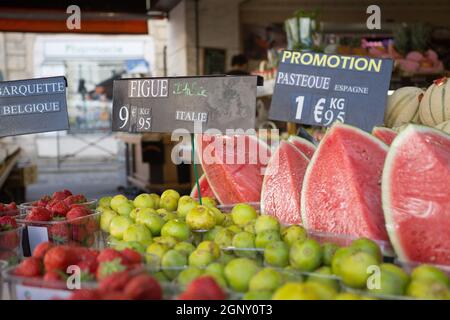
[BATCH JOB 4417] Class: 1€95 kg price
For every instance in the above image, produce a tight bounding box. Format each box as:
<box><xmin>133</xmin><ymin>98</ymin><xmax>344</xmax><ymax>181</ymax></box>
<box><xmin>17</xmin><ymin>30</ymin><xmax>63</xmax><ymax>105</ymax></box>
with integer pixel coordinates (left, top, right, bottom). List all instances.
<box><xmin>118</xmin><ymin>105</ymin><xmax>151</xmax><ymax>132</ymax></box>
<box><xmin>294</xmin><ymin>95</ymin><xmax>346</xmax><ymax>126</ymax></box>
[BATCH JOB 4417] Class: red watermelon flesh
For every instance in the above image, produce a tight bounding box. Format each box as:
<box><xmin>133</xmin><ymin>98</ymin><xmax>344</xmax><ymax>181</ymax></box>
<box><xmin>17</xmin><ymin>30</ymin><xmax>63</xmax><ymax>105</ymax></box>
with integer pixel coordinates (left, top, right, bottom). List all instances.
<box><xmin>372</xmin><ymin>127</ymin><xmax>398</xmax><ymax>146</ymax></box>
<box><xmin>190</xmin><ymin>174</ymin><xmax>216</xmax><ymax>199</ymax></box>
<box><xmin>287</xmin><ymin>136</ymin><xmax>316</xmax><ymax>159</ymax></box>
<box><xmin>382</xmin><ymin>125</ymin><xmax>450</xmax><ymax>265</ymax></box>
<box><xmin>196</xmin><ymin>134</ymin><xmax>271</xmax><ymax>205</ymax></box>
<box><xmin>261</xmin><ymin>141</ymin><xmax>309</xmax><ymax>225</ymax></box>
<box><xmin>301</xmin><ymin>123</ymin><xmax>389</xmax><ymax>241</ymax></box>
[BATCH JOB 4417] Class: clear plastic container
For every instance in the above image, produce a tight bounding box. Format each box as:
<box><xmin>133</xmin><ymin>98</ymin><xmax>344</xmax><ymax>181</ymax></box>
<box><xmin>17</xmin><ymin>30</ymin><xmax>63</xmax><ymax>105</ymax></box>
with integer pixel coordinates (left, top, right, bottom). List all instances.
<box><xmin>0</xmin><ymin>206</ymin><xmax>20</xmax><ymax>218</ymax></box>
<box><xmin>0</xmin><ymin>226</ymin><xmax>23</xmax><ymax>265</ymax></box>
<box><xmin>2</xmin><ymin>264</ymin><xmax>98</xmax><ymax>300</ymax></box>
<box><xmin>0</xmin><ymin>260</ymin><xmax>7</xmax><ymax>299</ymax></box>
<box><xmin>19</xmin><ymin>199</ymin><xmax>98</xmax><ymax>215</ymax></box>
<box><xmin>394</xmin><ymin>258</ymin><xmax>450</xmax><ymax>276</ymax></box>
<box><xmin>16</xmin><ymin>211</ymin><xmax>102</xmax><ymax>251</ymax></box>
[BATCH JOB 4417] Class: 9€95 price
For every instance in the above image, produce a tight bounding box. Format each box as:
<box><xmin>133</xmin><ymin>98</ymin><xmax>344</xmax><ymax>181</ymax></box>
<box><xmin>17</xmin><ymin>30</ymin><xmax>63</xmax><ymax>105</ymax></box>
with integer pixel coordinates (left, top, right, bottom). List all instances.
<box><xmin>293</xmin><ymin>94</ymin><xmax>346</xmax><ymax>126</ymax></box>
<box><xmin>118</xmin><ymin>105</ymin><xmax>152</xmax><ymax>132</ymax></box>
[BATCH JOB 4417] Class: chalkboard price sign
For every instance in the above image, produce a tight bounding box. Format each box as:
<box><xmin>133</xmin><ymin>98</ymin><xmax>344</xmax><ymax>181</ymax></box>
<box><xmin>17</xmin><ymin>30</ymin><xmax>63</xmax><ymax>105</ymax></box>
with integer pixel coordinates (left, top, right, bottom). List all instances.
<box><xmin>269</xmin><ymin>51</ymin><xmax>393</xmax><ymax>132</ymax></box>
<box><xmin>112</xmin><ymin>75</ymin><xmax>261</xmax><ymax>134</ymax></box>
<box><xmin>0</xmin><ymin>76</ymin><xmax>69</xmax><ymax>137</ymax></box>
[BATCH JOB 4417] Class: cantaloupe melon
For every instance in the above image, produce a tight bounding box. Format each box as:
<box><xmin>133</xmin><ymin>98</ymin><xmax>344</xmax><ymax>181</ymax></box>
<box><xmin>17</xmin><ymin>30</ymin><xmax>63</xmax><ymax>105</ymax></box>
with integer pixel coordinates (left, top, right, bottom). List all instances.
<box><xmin>419</xmin><ymin>77</ymin><xmax>450</xmax><ymax>126</ymax></box>
<box><xmin>385</xmin><ymin>87</ymin><xmax>424</xmax><ymax>127</ymax></box>
<box><xmin>435</xmin><ymin>120</ymin><xmax>450</xmax><ymax>134</ymax></box>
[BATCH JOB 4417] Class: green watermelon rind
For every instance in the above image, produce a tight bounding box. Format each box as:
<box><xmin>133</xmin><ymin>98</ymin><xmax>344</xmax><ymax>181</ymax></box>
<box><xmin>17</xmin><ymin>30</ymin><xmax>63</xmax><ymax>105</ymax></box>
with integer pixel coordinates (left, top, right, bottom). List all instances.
<box><xmin>301</xmin><ymin>123</ymin><xmax>389</xmax><ymax>233</ymax></box>
<box><xmin>260</xmin><ymin>140</ymin><xmax>309</xmax><ymax>220</ymax></box>
<box><xmin>372</xmin><ymin>126</ymin><xmax>398</xmax><ymax>145</ymax></box>
<box><xmin>287</xmin><ymin>136</ymin><xmax>317</xmax><ymax>158</ymax></box>
<box><xmin>196</xmin><ymin>134</ymin><xmax>271</xmax><ymax>205</ymax></box>
<box><xmin>381</xmin><ymin>124</ymin><xmax>450</xmax><ymax>263</ymax></box>
<box><xmin>190</xmin><ymin>173</ymin><xmax>208</xmax><ymax>198</ymax></box>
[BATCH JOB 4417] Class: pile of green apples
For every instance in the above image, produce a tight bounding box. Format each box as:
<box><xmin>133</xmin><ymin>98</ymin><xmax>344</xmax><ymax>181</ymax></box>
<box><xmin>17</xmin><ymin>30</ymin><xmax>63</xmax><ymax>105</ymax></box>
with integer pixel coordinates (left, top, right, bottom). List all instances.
<box><xmin>97</xmin><ymin>191</ymin><xmax>450</xmax><ymax>300</ymax></box>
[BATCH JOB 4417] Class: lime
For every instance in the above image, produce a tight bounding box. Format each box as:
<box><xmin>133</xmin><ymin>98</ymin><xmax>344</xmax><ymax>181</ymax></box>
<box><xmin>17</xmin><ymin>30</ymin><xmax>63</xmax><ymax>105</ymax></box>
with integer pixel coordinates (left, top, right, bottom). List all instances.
<box><xmin>350</xmin><ymin>238</ymin><xmax>382</xmax><ymax>263</ymax></box>
<box><xmin>281</xmin><ymin>225</ymin><xmax>307</xmax><ymax>247</ymax></box>
<box><xmin>242</xmin><ymin>291</ymin><xmax>272</xmax><ymax>300</ymax></box>
<box><xmin>307</xmin><ymin>266</ymin><xmax>340</xmax><ymax>292</ymax></box>
<box><xmin>406</xmin><ymin>279</ymin><xmax>450</xmax><ymax>299</ymax></box>
<box><xmin>232</xmin><ymin>231</ymin><xmax>257</xmax><ymax>258</ymax></box>
<box><xmin>255</xmin><ymin>229</ymin><xmax>281</xmax><ymax>249</ymax></box>
<box><xmin>177</xmin><ymin>266</ymin><xmax>203</xmax><ymax>288</ymax></box>
<box><xmin>322</xmin><ymin>242</ymin><xmax>340</xmax><ymax>266</ymax></box>
<box><xmin>231</xmin><ymin>204</ymin><xmax>258</xmax><ymax>226</ymax></box>
<box><xmin>264</xmin><ymin>241</ymin><xmax>289</xmax><ymax>267</ymax></box>
<box><xmin>224</xmin><ymin>258</ymin><xmax>260</xmax><ymax>292</ymax></box>
<box><xmin>197</xmin><ymin>240</ymin><xmax>221</xmax><ymax>259</ymax></box>
<box><xmin>254</xmin><ymin>215</ymin><xmax>280</xmax><ymax>234</ymax></box>
<box><xmin>249</xmin><ymin>268</ymin><xmax>283</xmax><ymax>292</ymax></box>
<box><xmin>188</xmin><ymin>249</ymin><xmax>214</xmax><ymax>268</ymax></box>
<box><xmin>339</xmin><ymin>251</ymin><xmax>380</xmax><ymax>289</ymax></box>
<box><xmin>174</xmin><ymin>241</ymin><xmax>196</xmax><ymax>256</ymax></box>
<box><xmin>161</xmin><ymin>249</ymin><xmax>188</xmax><ymax>279</ymax></box>
<box><xmin>331</xmin><ymin>246</ymin><xmax>358</xmax><ymax>276</ymax></box>
<box><xmin>272</xmin><ymin>282</ymin><xmax>319</xmax><ymax>300</ymax></box>
<box><xmin>411</xmin><ymin>264</ymin><xmax>449</xmax><ymax>287</ymax></box>
<box><xmin>289</xmin><ymin>239</ymin><xmax>323</xmax><ymax>271</ymax></box>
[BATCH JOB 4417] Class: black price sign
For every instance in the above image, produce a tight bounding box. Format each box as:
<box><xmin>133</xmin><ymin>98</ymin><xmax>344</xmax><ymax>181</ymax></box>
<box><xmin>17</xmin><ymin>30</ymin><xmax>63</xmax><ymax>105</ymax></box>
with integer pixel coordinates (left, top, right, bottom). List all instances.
<box><xmin>112</xmin><ymin>75</ymin><xmax>261</xmax><ymax>134</ymax></box>
<box><xmin>0</xmin><ymin>76</ymin><xmax>69</xmax><ymax>137</ymax></box>
<box><xmin>269</xmin><ymin>51</ymin><xmax>393</xmax><ymax>132</ymax></box>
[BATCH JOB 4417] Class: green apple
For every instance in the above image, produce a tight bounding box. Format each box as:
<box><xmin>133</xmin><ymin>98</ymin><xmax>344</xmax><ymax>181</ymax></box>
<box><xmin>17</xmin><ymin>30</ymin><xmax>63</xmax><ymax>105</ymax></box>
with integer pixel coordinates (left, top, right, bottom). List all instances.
<box><xmin>177</xmin><ymin>267</ymin><xmax>203</xmax><ymax>288</ymax></box>
<box><xmin>161</xmin><ymin>189</ymin><xmax>181</xmax><ymax>202</ymax></box>
<box><xmin>146</xmin><ymin>242</ymin><xmax>169</xmax><ymax>266</ymax></box>
<box><xmin>264</xmin><ymin>241</ymin><xmax>289</xmax><ymax>267</ymax></box>
<box><xmin>99</xmin><ymin>196</ymin><xmax>112</xmax><ymax>208</ymax></box>
<box><xmin>227</xmin><ymin>225</ymin><xmax>242</xmax><ymax>234</ymax></box>
<box><xmin>255</xmin><ymin>230</ymin><xmax>281</xmax><ymax>249</ymax></box>
<box><xmin>153</xmin><ymin>235</ymin><xmax>178</xmax><ymax>248</ymax></box>
<box><xmin>133</xmin><ymin>193</ymin><xmax>156</xmax><ymax>209</ymax></box>
<box><xmin>232</xmin><ymin>231</ymin><xmax>257</xmax><ymax>258</ymax></box>
<box><xmin>189</xmin><ymin>249</ymin><xmax>214</xmax><ymax>268</ymax></box>
<box><xmin>186</xmin><ymin>206</ymin><xmax>216</xmax><ymax>230</ymax></box>
<box><xmin>110</xmin><ymin>194</ymin><xmax>129</xmax><ymax>212</ymax></box>
<box><xmin>203</xmin><ymin>226</ymin><xmax>224</xmax><ymax>241</ymax></box>
<box><xmin>254</xmin><ymin>215</ymin><xmax>280</xmax><ymax>234</ymax></box>
<box><xmin>159</xmin><ymin>195</ymin><xmax>178</xmax><ymax>212</ymax></box>
<box><xmin>161</xmin><ymin>219</ymin><xmax>191</xmax><ymax>241</ymax></box>
<box><xmin>135</xmin><ymin>208</ymin><xmax>164</xmax><ymax>236</ymax></box>
<box><xmin>205</xmin><ymin>262</ymin><xmax>225</xmax><ymax>277</ymax></box>
<box><xmin>243</xmin><ymin>221</ymin><xmax>255</xmax><ymax>234</ymax></box>
<box><xmin>150</xmin><ymin>193</ymin><xmax>161</xmax><ymax>209</ymax></box>
<box><xmin>197</xmin><ymin>241</ymin><xmax>221</xmax><ymax>259</ymax></box>
<box><xmin>214</xmin><ymin>228</ymin><xmax>235</xmax><ymax>248</ymax></box>
<box><xmin>224</xmin><ymin>258</ymin><xmax>260</xmax><ymax>292</ymax></box>
<box><xmin>200</xmin><ymin>196</ymin><xmax>217</xmax><ymax>208</ymax></box>
<box><xmin>174</xmin><ymin>241</ymin><xmax>196</xmax><ymax>256</ymax></box>
<box><xmin>109</xmin><ymin>215</ymin><xmax>133</xmax><ymax>240</ymax></box>
<box><xmin>289</xmin><ymin>239</ymin><xmax>323</xmax><ymax>272</ymax></box>
<box><xmin>249</xmin><ymin>268</ymin><xmax>283</xmax><ymax>292</ymax></box>
<box><xmin>231</xmin><ymin>204</ymin><xmax>258</xmax><ymax>226</ymax></box>
<box><xmin>123</xmin><ymin>224</ymin><xmax>152</xmax><ymax>245</ymax></box>
<box><xmin>100</xmin><ymin>208</ymin><xmax>118</xmax><ymax>233</ymax></box>
<box><xmin>157</xmin><ymin>208</ymin><xmax>177</xmax><ymax>221</ymax></box>
<box><xmin>161</xmin><ymin>249</ymin><xmax>188</xmax><ymax>280</ymax></box>
<box><xmin>208</xmin><ymin>207</ymin><xmax>225</xmax><ymax>225</ymax></box>
<box><xmin>116</xmin><ymin>201</ymin><xmax>134</xmax><ymax>216</ymax></box>
<box><xmin>177</xmin><ymin>196</ymin><xmax>198</xmax><ymax>218</ymax></box>
<box><xmin>281</xmin><ymin>225</ymin><xmax>307</xmax><ymax>247</ymax></box>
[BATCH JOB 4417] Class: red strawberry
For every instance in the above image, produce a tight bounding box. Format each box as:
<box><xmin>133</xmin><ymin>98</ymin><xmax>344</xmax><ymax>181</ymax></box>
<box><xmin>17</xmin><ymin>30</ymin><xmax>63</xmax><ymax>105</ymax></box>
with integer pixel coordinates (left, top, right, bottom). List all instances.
<box><xmin>43</xmin><ymin>270</ymin><xmax>64</xmax><ymax>281</ymax></box>
<box><xmin>123</xmin><ymin>274</ymin><xmax>162</xmax><ymax>300</ymax></box>
<box><xmin>72</xmin><ymin>225</ymin><xmax>88</xmax><ymax>243</ymax></box>
<box><xmin>77</xmin><ymin>259</ymin><xmax>98</xmax><ymax>275</ymax></box>
<box><xmin>85</xmin><ymin>218</ymin><xmax>99</xmax><ymax>235</ymax></box>
<box><xmin>26</xmin><ymin>207</ymin><xmax>52</xmax><ymax>222</ymax></box>
<box><xmin>72</xmin><ymin>194</ymin><xmax>87</xmax><ymax>203</ymax></box>
<box><xmin>96</xmin><ymin>259</ymin><xmax>127</xmax><ymax>280</ymax></box>
<box><xmin>0</xmin><ymin>229</ymin><xmax>20</xmax><ymax>250</ymax></box>
<box><xmin>33</xmin><ymin>199</ymin><xmax>49</xmax><ymax>208</ymax></box>
<box><xmin>101</xmin><ymin>291</ymin><xmax>131</xmax><ymax>300</ymax></box>
<box><xmin>14</xmin><ymin>257</ymin><xmax>42</xmax><ymax>277</ymax></box>
<box><xmin>179</xmin><ymin>276</ymin><xmax>226</xmax><ymax>300</ymax></box>
<box><xmin>69</xmin><ymin>289</ymin><xmax>100</xmax><ymax>300</ymax></box>
<box><xmin>52</xmin><ymin>191</ymin><xmax>68</xmax><ymax>201</ymax></box>
<box><xmin>44</xmin><ymin>246</ymin><xmax>75</xmax><ymax>273</ymax></box>
<box><xmin>66</xmin><ymin>207</ymin><xmax>90</xmax><ymax>225</ymax></box>
<box><xmin>43</xmin><ymin>270</ymin><xmax>66</xmax><ymax>289</ymax></box>
<box><xmin>120</xmin><ymin>248</ymin><xmax>142</xmax><ymax>265</ymax></box>
<box><xmin>62</xmin><ymin>189</ymin><xmax>73</xmax><ymax>198</ymax></box>
<box><xmin>0</xmin><ymin>216</ymin><xmax>18</xmax><ymax>231</ymax></box>
<box><xmin>63</xmin><ymin>196</ymin><xmax>77</xmax><ymax>206</ymax></box>
<box><xmin>5</xmin><ymin>202</ymin><xmax>18</xmax><ymax>213</ymax></box>
<box><xmin>49</xmin><ymin>200</ymin><xmax>69</xmax><ymax>217</ymax></box>
<box><xmin>48</xmin><ymin>223</ymin><xmax>70</xmax><ymax>244</ymax></box>
<box><xmin>99</xmin><ymin>271</ymin><xmax>131</xmax><ymax>292</ymax></box>
<box><xmin>97</xmin><ymin>248</ymin><xmax>125</xmax><ymax>264</ymax></box>
<box><xmin>33</xmin><ymin>242</ymin><xmax>53</xmax><ymax>259</ymax></box>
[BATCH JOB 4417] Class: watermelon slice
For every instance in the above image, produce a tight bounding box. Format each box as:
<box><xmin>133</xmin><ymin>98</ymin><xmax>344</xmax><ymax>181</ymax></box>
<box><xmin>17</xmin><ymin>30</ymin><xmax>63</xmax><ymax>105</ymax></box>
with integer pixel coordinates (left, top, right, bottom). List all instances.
<box><xmin>301</xmin><ymin>123</ymin><xmax>389</xmax><ymax>241</ymax></box>
<box><xmin>287</xmin><ymin>136</ymin><xmax>316</xmax><ymax>159</ymax></box>
<box><xmin>382</xmin><ymin>125</ymin><xmax>450</xmax><ymax>265</ymax></box>
<box><xmin>190</xmin><ymin>174</ymin><xmax>216</xmax><ymax>199</ymax></box>
<box><xmin>261</xmin><ymin>141</ymin><xmax>309</xmax><ymax>225</ymax></box>
<box><xmin>196</xmin><ymin>134</ymin><xmax>271</xmax><ymax>205</ymax></box>
<box><xmin>372</xmin><ymin>126</ymin><xmax>398</xmax><ymax>146</ymax></box>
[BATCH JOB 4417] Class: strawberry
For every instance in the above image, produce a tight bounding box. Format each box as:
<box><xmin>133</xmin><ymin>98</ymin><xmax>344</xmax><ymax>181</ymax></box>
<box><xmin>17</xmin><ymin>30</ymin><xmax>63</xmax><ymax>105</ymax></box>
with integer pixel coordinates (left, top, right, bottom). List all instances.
<box><xmin>96</xmin><ymin>259</ymin><xmax>127</xmax><ymax>280</ymax></box>
<box><xmin>72</xmin><ymin>194</ymin><xmax>87</xmax><ymax>203</ymax></box>
<box><xmin>14</xmin><ymin>257</ymin><xmax>42</xmax><ymax>277</ymax></box>
<box><xmin>0</xmin><ymin>216</ymin><xmax>18</xmax><ymax>231</ymax></box>
<box><xmin>26</xmin><ymin>207</ymin><xmax>52</xmax><ymax>222</ymax></box>
<box><xmin>66</xmin><ymin>207</ymin><xmax>90</xmax><ymax>225</ymax></box>
<box><xmin>62</xmin><ymin>189</ymin><xmax>73</xmax><ymax>198</ymax></box>
<box><xmin>101</xmin><ymin>291</ymin><xmax>131</xmax><ymax>300</ymax></box>
<box><xmin>72</xmin><ymin>225</ymin><xmax>88</xmax><ymax>243</ymax></box>
<box><xmin>69</xmin><ymin>289</ymin><xmax>100</xmax><ymax>300</ymax></box>
<box><xmin>43</xmin><ymin>270</ymin><xmax>64</xmax><ymax>281</ymax></box>
<box><xmin>179</xmin><ymin>276</ymin><xmax>226</xmax><ymax>300</ymax></box>
<box><xmin>0</xmin><ymin>229</ymin><xmax>20</xmax><ymax>250</ymax></box>
<box><xmin>44</xmin><ymin>246</ymin><xmax>75</xmax><ymax>273</ymax></box>
<box><xmin>48</xmin><ymin>223</ymin><xmax>70</xmax><ymax>244</ymax></box>
<box><xmin>98</xmin><ymin>271</ymin><xmax>131</xmax><ymax>292</ymax></box>
<box><xmin>85</xmin><ymin>218</ymin><xmax>99</xmax><ymax>235</ymax></box>
<box><xmin>63</xmin><ymin>196</ymin><xmax>77</xmax><ymax>206</ymax></box>
<box><xmin>33</xmin><ymin>199</ymin><xmax>49</xmax><ymax>208</ymax></box>
<box><xmin>123</xmin><ymin>274</ymin><xmax>162</xmax><ymax>300</ymax></box>
<box><xmin>97</xmin><ymin>248</ymin><xmax>125</xmax><ymax>264</ymax></box>
<box><xmin>49</xmin><ymin>200</ymin><xmax>69</xmax><ymax>217</ymax></box>
<box><xmin>52</xmin><ymin>191</ymin><xmax>68</xmax><ymax>201</ymax></box>
<box><xmin>120</xmin><ymin>248</ymin><xmax>142</xmax><ymax>265</ymax></box>
<box><xmin>77</xmin><ymin>259</ymin><xmax>98</xmax><ymax>275</ymax></box>
<box><xmin>43</xmin><ymin>270</ymin><xmax>67</xmax><ymax>289</ymax></box>
<box><xmin>33</xmin><ymin>242</ymin><xmax>53</xmax><ymax>259</ymax></box>
<box><xmin>5</xmin><ymin>202</ymin><xmax>18</xmax><ymax>212</ymax></box>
